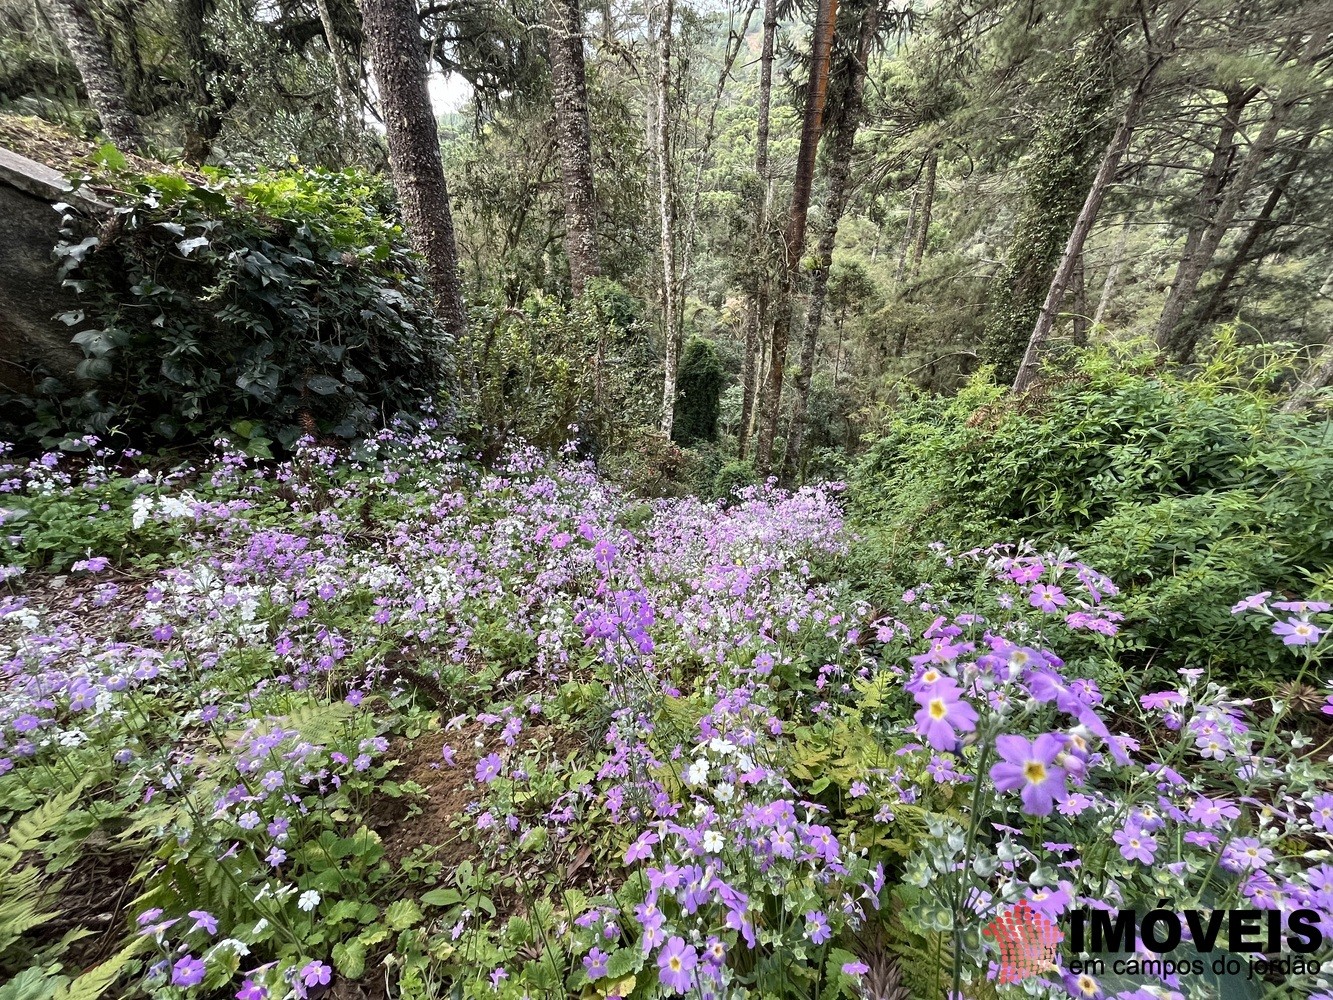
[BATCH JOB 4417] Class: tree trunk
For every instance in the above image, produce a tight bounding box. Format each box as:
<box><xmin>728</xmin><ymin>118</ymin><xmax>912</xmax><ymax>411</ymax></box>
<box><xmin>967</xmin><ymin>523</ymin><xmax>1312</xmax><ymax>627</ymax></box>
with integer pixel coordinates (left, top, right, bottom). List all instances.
<box><xmin>1012</xmin><ymin>59</ymin><xmax>1161</xmax><ymax>394</ymax></box>
<box><xmin>753</xmin><ymin>0</ymin><xmax>778</xmax><ymax>213</ymax></box>
<box><xmin>754</xmin><ymin>0</ymin><xmax>838</xmax><ymax>475</ymax></box>
<box><xmin>179</xmin><ymin>0</ymin><xmax>222</xmax><ymax>164</ymax></box>
<box><xmin>679</xmin><ymin>0</ymin><xmax>756</xmax><ymax>316</ymax></box>
<box><xmin>1150</xmin><ymin>89</ymin><xmax>1250</xmax><ymax>340</ymax></box>
<box><xmin>1156</xmin><ymin>28</ymin><xmax>1327</xmax><ymax>355</ymax></box>
<box><xmin>1092</xmin><ymin>216</ymin><xmax>1129</xmax><ymax>327</ymax></box>
<box><xmin>781</xmin><ymin>0</ymin><xmax>878</xmax><ymax>482</ymax></box>
<box><xmin>1070</xmin><ymin>255</ymin><xmax>1089</xmax><ymax>346</ymax></box>
<box><xmin>907</xmin><ymin>146</ymin><xmax>936</xmax><ymax>278</ymax></box>
<box><xmin>738</xmin><ymin>0</ymin><xmax>778</xmax><ymax>461</ymax></box>
<box><xmin>47</xmin><ymin>0</ymin><xmax>144</xmax><ymax>152</ymax></box>
<box><xmin>654</xmin><ymin>0</ymin><xmax>680</xmax><ymax>437</ymax></box>
<box><xmin>549</xmin><ymin>0</ymin><xmax>601</xmax><ymax>296</ymax></box>
<box><xmin>894</xmin><ymin>182</ymin><xmax>918</xmax><ymax>283</ymax></box>
<box><xmin>1185</xmin><ymin>132</ymin><xmax>1316</xmax><ymax>344</ymax></box>
<box><xmin>361</xmin><ymin>0</ymin><xmax>467</xmax><ymax>337</ymax></box>
<box><xmin>316</xmin><ymin>0</ymin><xmax>361</xmax><ymax>127</ymax></box>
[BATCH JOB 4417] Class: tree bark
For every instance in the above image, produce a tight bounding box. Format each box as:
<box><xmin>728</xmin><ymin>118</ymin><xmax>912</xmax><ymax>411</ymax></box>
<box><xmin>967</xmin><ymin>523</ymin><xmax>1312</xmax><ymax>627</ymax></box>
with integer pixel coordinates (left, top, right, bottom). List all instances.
<box><xmin>907</xmin><ymin>146</ymin><xmax>936</xmax><ymax>278</ymax></box>
<box><xmin>1012</xmin><ymin>57</ymin><xmax>1162</xmax><ymax>394</ymax></box>
<box><xmin>754</xmin><ymin>0</ymin><xmax>838</xmax><ymax>474</ymax></box>
<box><xmin>1070</xmin><ymin>254</ymin><xmax>1089</xmax><ymax>346</ymax></box>
<box><xmin>1150</xmin><ymin>89</ymin><xmax>1251</xmax><ymax>343</ymax></box>
<box><xmin>361</xmin><ymin>0</ymin><xmax>467</xmax><ymax>337</ymax></box>
<box><xmin>179</xmin><ymin>0</ymin><xmax>222</xmax><ymax>164</ymax></box>
<box><xmin>894</xmin><ymin>181</ymin><xmax>918</xmax><ymax>283</ymax></box>
<box><xmin>738</xmin><ymin>0</ymin><xmax>778</xmax><ymax>461</ymax></box>
<box><xmin>781</xmin><ymin>1</ymin><xmax>878</xmax><ymax>482</ymax></box>
<box><xmin>47</xmin><ymin>0</ymin><xmax>144</xmax><ymax>152</ymax></box>
<box><xmin>653</xmin><ymin>0</ymin><xmax>680</xmax><ymax>437</ymax></box>
<box><xmin>548</xmin><ymin>0</ymin><xmax>601</xmax><ymax>296</ymax></box>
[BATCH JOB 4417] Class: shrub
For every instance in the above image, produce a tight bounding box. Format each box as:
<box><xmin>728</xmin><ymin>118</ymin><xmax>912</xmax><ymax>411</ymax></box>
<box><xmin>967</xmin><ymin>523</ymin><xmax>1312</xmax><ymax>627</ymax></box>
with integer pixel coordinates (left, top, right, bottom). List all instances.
<box><xmin>848</xmin><ymin>345</ymin><xmax>1333</xmax><ymax>679</ymax></box>
<box><xmin>671</xmin><ymin>337</ymin><xmax>725</xmax><ymax>445</ymax></box>
<box><xmin>461</xmin><ymin>279</ymin><xmax>657</xmax><ymax>462</ymax></box>
<box><xmin>2</xmin><ymin>158</ymin><xmax>449</xmax><ymax>455</ymax></box>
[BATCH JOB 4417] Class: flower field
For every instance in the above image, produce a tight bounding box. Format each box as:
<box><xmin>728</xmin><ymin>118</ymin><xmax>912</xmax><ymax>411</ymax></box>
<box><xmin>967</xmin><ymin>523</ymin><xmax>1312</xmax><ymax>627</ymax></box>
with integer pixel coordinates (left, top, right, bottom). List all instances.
<box><xmin>1</xmin><ymin>429</ymin><xmax>1331</xmax><ymax>1000</ymax></box>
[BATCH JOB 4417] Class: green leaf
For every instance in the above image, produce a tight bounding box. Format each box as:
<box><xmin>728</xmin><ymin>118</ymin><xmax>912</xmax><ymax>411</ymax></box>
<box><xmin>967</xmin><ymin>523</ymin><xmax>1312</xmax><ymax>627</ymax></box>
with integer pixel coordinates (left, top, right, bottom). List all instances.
<box><xmin>307</xmin><ymin>375</ymin><xmax>342</xmax><ymax>395</ymax></box>
<box><xmin>332</xmin><ymin>939</ymin><xmax>367</xmax><ymax>979</ymax></box>
<box><xmin>420</xmin><ymin>888</ymin><xmax>462</xmax><ymax>908</ymax></box>
<box><xmin>605</xmin><ymin>948</ymin><xmax>640</xmax><ymax>980</ymax></box>
<box><xmin>385</xmin><ymin>898</ymin><xmax>423</xmax><ymax>931</ymax></box>
<box><xmin>92</xmin><ymin>143</ymin><xmax>127</xmax><ymax>171</ymax></box>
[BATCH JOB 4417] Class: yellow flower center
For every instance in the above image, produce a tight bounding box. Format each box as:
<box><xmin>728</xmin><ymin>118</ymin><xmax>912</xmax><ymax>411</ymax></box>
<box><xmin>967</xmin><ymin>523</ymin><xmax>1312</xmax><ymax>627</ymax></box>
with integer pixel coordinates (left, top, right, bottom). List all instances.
<box><xmin>929</xmin><ymin>698</ymin><xmax>947</xmax><ymax>719</ymax></box>
<box><xmin>669</xmin><ymin>957</ymin><xmax>682</xmax><ymax>972</ymax></box>
<box><xmin>1023</xmin><ymin>761</ymin><xmax>1047</xmax><ymax>783</ymax></box>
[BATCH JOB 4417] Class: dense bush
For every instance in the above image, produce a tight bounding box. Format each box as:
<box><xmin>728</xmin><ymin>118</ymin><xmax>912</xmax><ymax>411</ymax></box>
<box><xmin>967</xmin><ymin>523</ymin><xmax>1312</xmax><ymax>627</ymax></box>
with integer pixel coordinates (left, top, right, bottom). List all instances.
<box><xmin>848</xmin><ymin>345</ymin><xmax>1333</xmax><ymax>679</ymax></box>
<box><xmin>2</xmin><ymin>156</ymin><xmax>449</xmax><ymax>455</ymax></box>
<box><xmin>461</xmin><ymin>279</ymin><xmax>658</xmax><ymax>460</ymax></box>
<box><xmin>671</xmin><ymin>337</ymin><xmax>725</xmax><ymax>445</ymax></box>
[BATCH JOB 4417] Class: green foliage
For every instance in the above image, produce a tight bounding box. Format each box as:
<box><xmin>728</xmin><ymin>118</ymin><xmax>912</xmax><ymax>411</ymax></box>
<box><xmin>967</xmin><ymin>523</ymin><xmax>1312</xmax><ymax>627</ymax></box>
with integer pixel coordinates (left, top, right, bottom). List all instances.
<box><xmin>978</xmin><ymin>74</ymin><xmax>1110</xmax><ymax>381</ymax></box>
<box><xmin>850</xmin><ymin>345</ymin><xmax>1333</xmax><ymax>677</ymax></box>
<box><xmin>462</xmin><ymin>279</ymin><xmax>656</xmax><ymax>458</ymax></box>
<box><xmin>671</xmin><ymin>338</ymin><xmax>726</xmax><ymax>445</ymax></box>
<box><xmin>4</xmin><ymin>164</ymin><xmax>448</xmax><ymax>453</ymax></box>
<box><xmin>0</xmin><ymin>471</ymin><xmax>183</xmax><ymax>572</ymax></box>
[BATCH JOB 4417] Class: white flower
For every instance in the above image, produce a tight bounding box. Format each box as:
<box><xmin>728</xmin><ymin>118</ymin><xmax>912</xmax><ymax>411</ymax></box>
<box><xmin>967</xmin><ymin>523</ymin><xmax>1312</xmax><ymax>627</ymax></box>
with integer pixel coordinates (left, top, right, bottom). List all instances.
<box><xmin>713</xmin><ymin>782</ymin><xmax>734</xmax><ymax>804</ymax></box>
<box><xmin>298</xmin><ymin>890</ymin><xmax>321</xmax><ymax>912</ymax></box>
<box><xmin>130</xmin><ymin>495</ymin><xmax>154</xmax><ymax>529</ymax></box>
<box><xmin>708</xmin><ymin>737</ymin><xmax>736</xmax><ymax>756</ymax></box>
<box><xmin>686</xmin><ymin>758</ymin><xmax>710</xmax><ymax>786</ymax></box>
<box><xmin>702</xmin><ymin>829</ymin><xmax>724</xmax><ymax>853</ymax></box>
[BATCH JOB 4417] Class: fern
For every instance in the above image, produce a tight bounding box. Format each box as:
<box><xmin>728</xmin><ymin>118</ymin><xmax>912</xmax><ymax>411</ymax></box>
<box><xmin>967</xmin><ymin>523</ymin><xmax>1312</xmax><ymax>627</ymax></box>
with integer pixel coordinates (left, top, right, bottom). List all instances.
<box><xmin>8</xmin><ymin>784</ymin><xmax>86</xmax><ymax>852</ymax></box>
<box><xmin>283</xmin><ymin>698</ymin><xmax>355</xmax><ymax>745</ymax></box>
<box><xmin>49</xmin><ymin>935</ymin><xmax>150</xmax><ymax>1000</ymax></box>
<box><xmin>883</xmin><ymin>892</ymin><xmax>953</xmax><ymax>1000</ymax></box>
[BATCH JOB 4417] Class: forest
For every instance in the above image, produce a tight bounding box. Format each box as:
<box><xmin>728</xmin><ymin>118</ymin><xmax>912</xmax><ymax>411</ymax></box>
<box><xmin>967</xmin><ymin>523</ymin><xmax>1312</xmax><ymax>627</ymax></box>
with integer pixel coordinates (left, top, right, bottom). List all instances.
<box><xmin>0</xmin><ymin>1</ymin><xmax>1331</xmax><ymax>999</ymax></box>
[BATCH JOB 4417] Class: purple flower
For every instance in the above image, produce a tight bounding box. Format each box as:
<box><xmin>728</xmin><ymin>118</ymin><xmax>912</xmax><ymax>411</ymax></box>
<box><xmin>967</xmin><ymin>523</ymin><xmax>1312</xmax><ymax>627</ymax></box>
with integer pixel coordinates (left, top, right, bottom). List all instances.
<box><xmin>912</xmin><ymin>680</ymin><xmax>978</xmax><ymax>751</ymax></box>
<box><xmin>1112</xmin><ymin>826</ymin><xmax>1157</xmax><ymax>864</ymax></box>
<box><xmin>476</xmin><ymin>753</ymin><xmax>503</xmax><ymax>783</ymax></box>
<box><xmin>188</xmin><ymin>909</ymin><xmax>218</xmax><ymax>935</ymax></box>
<box><xmin>137</xmin><ymin>908</ymin><xmax>164</xmax><ymax>926</ymax></box>
<box><xmin>805</xmin><ymin>910</ymin><xmax>831</xmax><ymax>944</ymax></box>
<box><xmin>842</xmin><ymin>961</ymin><xmax>870</xmax><ymax>976</ymax></box>
<box><xmin>1272</xmin><ymin>618</ymin><xmax>1323</xmax><ymax>646</ymax></box>
<box><xmin>657</xmin><ymin>937</ymin><xmax>698</xmax><ymax>993</ymax></box>
<box><xmin>989</xmin><ymin>734</ymin><xmax>1067</xmax><ymax>816</ymax></box>
<box><xmin>1231</xmin><ymin>591</ymin><xmax>1271</xmax><ymax>614</ymax></box>
<box><xmin>1273</xmin><ymin>600</ymin><xmax>1330</xmax><ymax>613</ymax></box>
<box><xmin>625</xmin><ymin>830</ymin><xmax>659</xmax><ymax>864</ymax></box>
<box><xmin>1028</xmin><ymin>584</ymin><xmax>1067</xmax><ymax>613</ymax></box>
<box><xmin>237</xmin><ymin>980</ymin><xmax>268</xmax><ymax>1000</ymax></box>
<box><xmin>583</xmin><ymin>947</ymin><xmax>609</xmax><ymax>979</ymax></box>
<box><xmin>172</xmin><ymin>955</ymin><xmax>206</xmax><ymax>987</ymax></box>
<box><xmin>1311</xmin><ymin>794</ymin><xmax>1333</xmax><ymax>831</ymax></box>
<box><xmin>299</xmin><ymin>961</ymin><xmax>331</xmax><ymax>988</ymax></box>
<box><xmin>489</xmin><ymin>968</ymin><xmax>508</xmax><ymax>989</ymax></box>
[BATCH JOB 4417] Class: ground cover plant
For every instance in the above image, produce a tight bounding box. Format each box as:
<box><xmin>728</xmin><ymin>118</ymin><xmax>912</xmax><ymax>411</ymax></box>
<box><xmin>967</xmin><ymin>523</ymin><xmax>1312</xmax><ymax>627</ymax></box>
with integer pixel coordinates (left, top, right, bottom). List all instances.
<box><xmin>848</xmin><ymin>346</ymin><xmax>1333</xmax><ymax>683</ymax></box>
<box><xmin>3</xmin><ymin>428</ymin><xmax>1332</xmax><ymax>1000</ymax></box>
